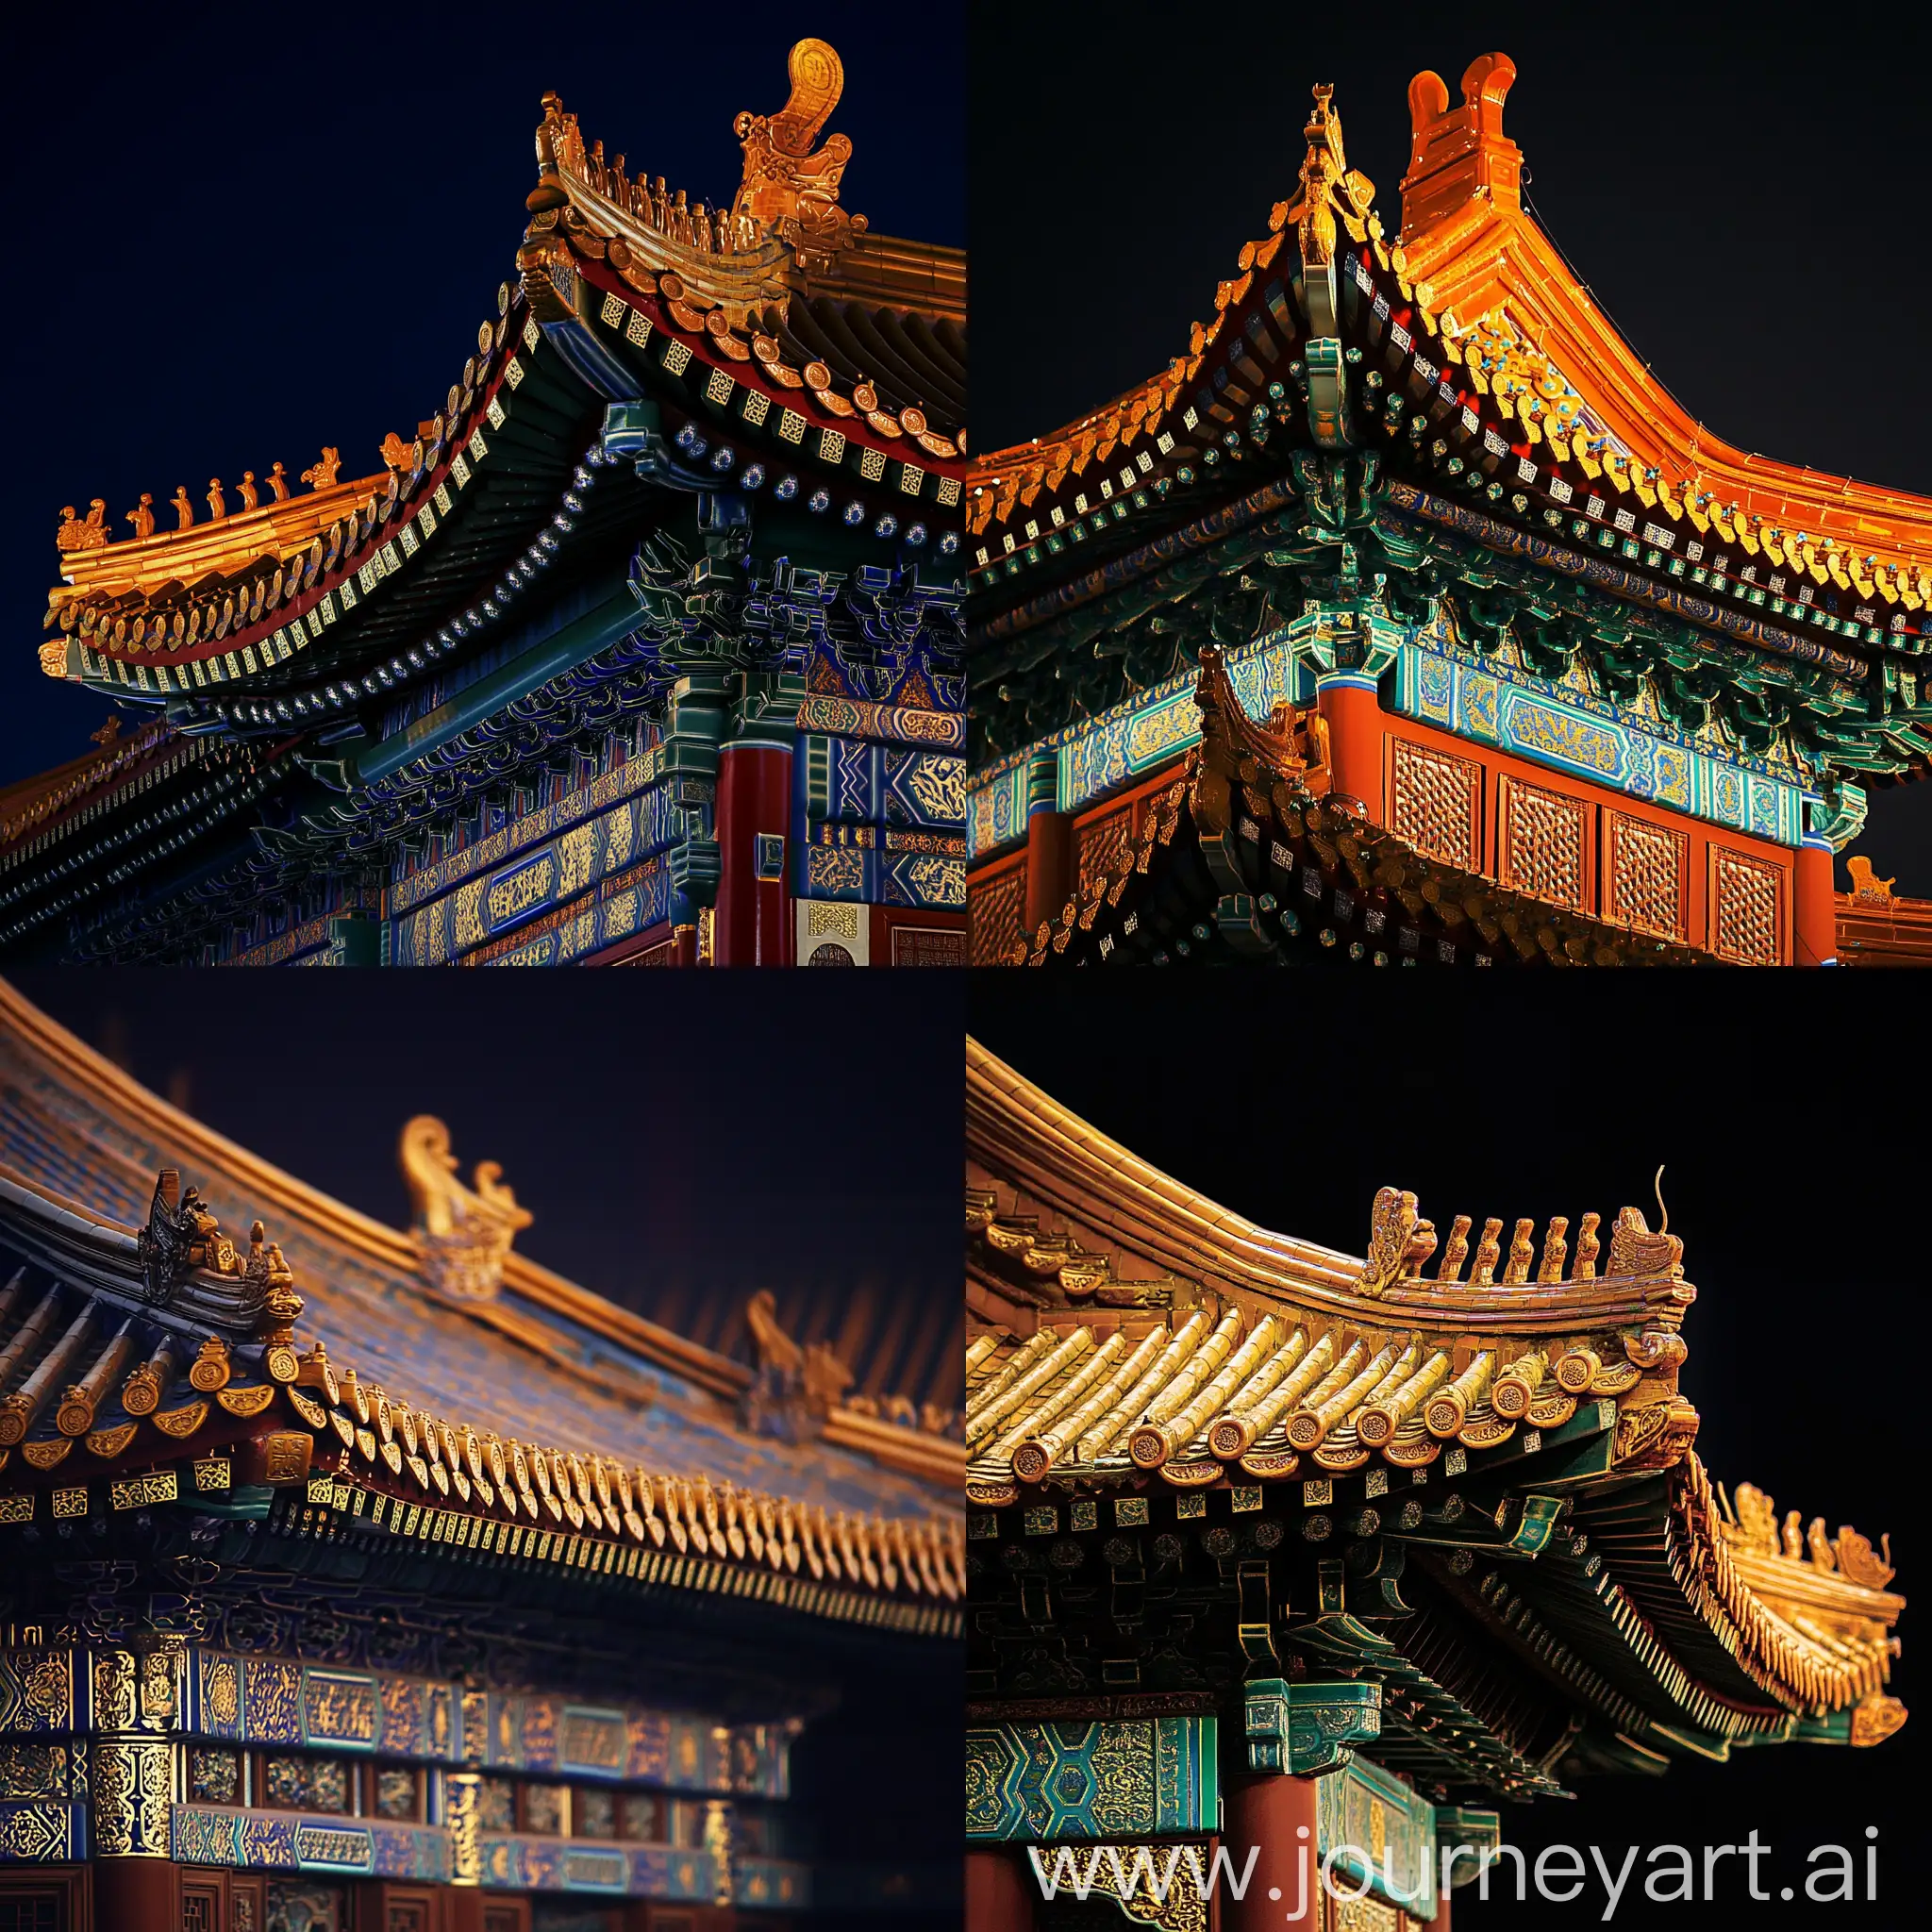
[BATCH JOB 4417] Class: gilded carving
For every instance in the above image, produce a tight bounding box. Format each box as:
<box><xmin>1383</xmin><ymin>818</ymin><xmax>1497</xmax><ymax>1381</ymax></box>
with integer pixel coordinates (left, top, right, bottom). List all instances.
<box><xmin>446</xmin><ymin>1771</ymin><xmax>481</xmax><ymax>1884</ymax></box>
<box><xmin>1498</xmin><ymin>775</ymin><xmax>1586</xmax><ymax>909</ymax></box>
<box><xmin>1850</xmin><ymin>1694</ymin><xmax>1907</xmax><ymax>1747</ymax></box>
<box><xmin>1389</xmin><ymin>738</ymin><xmax>1481</xmax><ymax>869</ymax></box>
<box><xmin>1612</xmin><ymin>1396</ymin><xmax>1698</xmax><ymax>1470</ymax></box>
<box><xmin>1356</xmin><ymin>1187</ymin><xmax>1435</xmax><ymax>1293</ymax></box>
<box><xmin>56</xmin><ymin>499</ymin><xmax>110</xmax><ymax>553</ymax></box>
<box><xmin>1709</xmin><ymin>845</ymin><xmax>1782</xmax><ymax>966</ymax></box>
<box><xmin>0</xmin><ymin>1742</ymin><xmax>70</xmax><ymax>1800</ymax></box>
<box><xmin>203</xmin><ymin>1658</ymin><xmax>240</xmax><ymax>1728</ymax></box>
<box><xmin>260</xmin><ymin>1432</ymin><xmax>313</xmax><ymax>1486</ymax></box>
<box><xmin>741</xmin><ymin>1291</ymin><xmax>855</xmax><ymax>1441</ymax></box>
<box><xmin>731</xmin><ymin>39</ymin><xmax>868</xmax><ymax>268</ymax></box>
<box><xmin>400</xmin><ymin>1116</ymin><xmax>533</xmax><ymax>1300</ymax></box>
<box><xmin>1292</xmin><ymin>86</ymin><xmax>1378</xmax><ymax>269</ymax></box>
<box><xmin>306</xmin><ymin>1674</ymin><xmax>379</xmax><ymax>1746</ymax></box>
<box><xmin>1606</xmin><ymin>811</ymin><xmax>1687</xmax><ymax>941</ymax></box>
<box><xmin>89</xmin><ymin>1734</ymin><xmax>173</xmax><ymax>1857</ymax></box>
<box><xmin>1846</xmin><ymin>855</ymin><xmax>1895</xmax><ymax>906</ymax></box>
<box><xmin>0</xmin><ymin>1803</ymin><xmax>75</xmax><ymax>1860</ymax></box>
<box><xmin>84</xmin><ymin>1422</ymin><xmax>138</xmax><ymax>1458</ymax></box>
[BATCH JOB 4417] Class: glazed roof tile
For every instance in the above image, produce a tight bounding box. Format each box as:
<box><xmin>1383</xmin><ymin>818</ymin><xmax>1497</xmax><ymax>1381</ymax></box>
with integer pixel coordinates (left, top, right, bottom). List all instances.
<box><xmin>967</xmin><ymin>54</ymin><xmax>1928</xmax><ymax>688</ymax></box>
<box><xmin>965</xmin><ymin>1041</ymin><xmax>1905</xmax><ymax>1734</ymax></box>
<box><xmin>42</xmin><ymin>39</ymin><xmax>966</xmax><ymax>708</ymax></box>
<box><xmin>0</xmin><ymin>980</ymin><xmax>961</xmax><ymax>1621</ymax></box>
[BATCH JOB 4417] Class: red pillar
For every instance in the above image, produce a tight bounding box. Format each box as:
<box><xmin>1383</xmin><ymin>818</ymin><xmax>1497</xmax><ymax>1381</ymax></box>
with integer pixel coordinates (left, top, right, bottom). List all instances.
<box><xmin>714</xmin><ymin>743</ymin><xmax>792</xmax><ymax>966</ymax></box>
<box><xmin>93</xmin><ymin>1858</ymin><xmax>176</xmax><ymax>1927</ymax></box>
<box><xmin>1223</xmin><ymin>1774</ymin><xmax>1321</xmax><ymax>1932</ymax></box>
<box><xmin>1022</xmin><ymin>749</ymin><xmax>1074</xmax><ymax>939</ymax></box>
<box><xmin>967</xmin><ymin>1847</ymin><xmax>1038</xmax><ymax>1931</ymax></box>
<box><xmin>1315</xmin><ymin>674</ymin><xmax>1384</xmax><ymax>823</ymax></box>
<box><xmin>447</xmin><ymin>1889</ymin><xmax>486</xmax><ymax>1932</ymax></box>
<box><xmin>1024</xmin><ymin>810</ymin><xmax>1075</xmax><ymax>936</ymax></box>
<box><xmin>1794</xmin><ymin>839</ymin><xmax>1838</xmax><ymax>965</ymax></box>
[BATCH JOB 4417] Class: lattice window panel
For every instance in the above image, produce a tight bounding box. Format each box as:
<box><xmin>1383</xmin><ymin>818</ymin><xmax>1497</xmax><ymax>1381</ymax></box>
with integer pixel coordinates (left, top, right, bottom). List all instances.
<box><xmin>1497</xmin><ymin>775</ymin><xmax>1588</xmax><ymax>908</ymax></box>
<box><xmin>1390</xmin><ymin>738</ymin><xmax>1482</xmax><ymax>870</ymax></box>
<box><xmin>1605</xmin><ymin>811</ymin><xmax>1688</xmax><ymax>941</ymax></box>
<box><xmin>891</xmin><ymin>924</ymin><xmax>968</xmax><ymax>966</ymax></box>
<box><xmin>1077</xmin><ymin>809</ymin><xmax>1133</xmax><ymax>900</ymax></box>
<box><xmin>1709</xmin><ymin>845</ymin><xmax>1784</xmax><ymax>965</ymax></box>
<box><xmin>969</xmin><ymin>867</ymin><xmax>1027</xmax><ymax>966</ymax></box>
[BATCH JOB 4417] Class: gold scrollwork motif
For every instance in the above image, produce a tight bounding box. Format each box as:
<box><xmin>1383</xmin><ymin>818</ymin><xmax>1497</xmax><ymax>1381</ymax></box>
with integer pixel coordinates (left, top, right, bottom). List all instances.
<box><xmin>0</xmin><ymin>1742</ymin><xmax>70</xmax><ymax>1801</ymax></box>
<box><xmin>0</xmin><ymin>1803</ymin><xmax>73</xmax><ymax>1860</ymax></box>
<box><xmin>203</xmin><ymin>1658</ymin><xmax>240</xmax><ymax>1727</ymax></box>
<box><xmin>446</xmin><ymin>1771</ymin><xmax>481</xmax><ymax>1884</ymax></box>
<box><xmin>92</xmin><ymin>1651</ymin><xmax>138</xmax><ymax>1731</ymax></box>
<box><xmin>89</xmin><ymin>1735</ymin><xmax>173</xmax><ymax>1856</ymax></box>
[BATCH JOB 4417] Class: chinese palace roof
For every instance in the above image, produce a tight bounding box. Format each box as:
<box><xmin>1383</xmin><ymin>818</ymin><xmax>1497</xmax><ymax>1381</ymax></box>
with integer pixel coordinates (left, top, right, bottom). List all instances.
<box><xmin>10</xmin><ymin>37</ymin><xmax>965</xmax><ymax>963</ymax></box>
<box><xmin>967</xmin><ymin>52</ymin><xmax>1931</xmax><ymax>795</ymax></box>
<box><xmin>0</xmin><ymin>978</ymin><xmax>964</xmax><ymax>1636</ymax></box>
<box><xmin>964</xmin><ymin>1040</ymin><xmax>1905</xmax><ymax>1791</ymax></box>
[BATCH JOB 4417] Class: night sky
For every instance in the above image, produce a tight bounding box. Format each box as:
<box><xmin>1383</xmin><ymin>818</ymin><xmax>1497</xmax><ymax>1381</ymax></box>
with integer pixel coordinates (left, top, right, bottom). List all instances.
<box><xmin>5</xmin><ymin>968</ymin><xmax>962</xmax><ymax>1389</ymax></box>
<box><xmin>969</xmin><ymin>0</ymin><xmax>1932</xmax><ymax>891</ymax></box>
<box><xmin>971</xmin><ymin>973</ymin><xmax>1916</xmax><ymax>1923</ymax></box>
<box><xmin>2</xmin><ymin>1</ymin><xmax>962</xmax><ymax>787</ymax></box>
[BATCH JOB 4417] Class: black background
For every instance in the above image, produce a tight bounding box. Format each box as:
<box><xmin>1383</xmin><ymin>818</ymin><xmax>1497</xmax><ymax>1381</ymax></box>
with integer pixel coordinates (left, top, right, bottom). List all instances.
<box><xmin>2</xmin><ymin>1</ymin><xmax>963</xmax><ymax>786</ymax></box>
<box><xmin>968</xmin><ymin>0</ymin><xmax>1932</xmax><ymax>892</ymax></box>
<box><xmin>971</xmin><ymin>971</ymin><xmax>1921</xmax><ymax>1924</ymax></box>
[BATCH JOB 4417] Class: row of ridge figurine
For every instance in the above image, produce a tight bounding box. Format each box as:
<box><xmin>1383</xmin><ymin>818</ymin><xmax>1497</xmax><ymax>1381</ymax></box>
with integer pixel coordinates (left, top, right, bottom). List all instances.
<box><xmin>57</xmin><ymin>451</ymin><xmax>348</xmax><ymax>553</ymax></box>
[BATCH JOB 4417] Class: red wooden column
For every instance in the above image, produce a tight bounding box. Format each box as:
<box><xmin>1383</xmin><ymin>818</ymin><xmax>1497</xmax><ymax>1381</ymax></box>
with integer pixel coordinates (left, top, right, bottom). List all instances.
<box><xmin>92</xmin><ymin>1858</ymin><xmax>175</xmax><ymax>1928</ymax></box>
<box><xmin>713</xmin><ymin>741</ymin><xmax>793</xmax><ymax>966</ymax></box>
<box><xmin>445</xmin><ymin>1888</ymin><xmax>487</xmax><ymax>1932</ymax></box>
<box><xmin>1223</xmin><ymin>1773</ymin><xmax>1321</xmax><ymax>1931</ymax></box>
<box><xmin>1794</xmin><ymin>837</ymin><xmax>1838</xmax><ymax>965</ymax></box>
<box><xmin>1022</xmin><ymin>750</ymin><xmax>1074</xmax><ymax>937</ymax></box>
<box><xmin>967</xmin><ymin>1847</ymin><xmax>1038</xmax><ymax>1931</ymax></box>
<box><xmin>1315</xmin><ymin>673</ymin><xmax>1385</xmax><ymax>822</ymax></box>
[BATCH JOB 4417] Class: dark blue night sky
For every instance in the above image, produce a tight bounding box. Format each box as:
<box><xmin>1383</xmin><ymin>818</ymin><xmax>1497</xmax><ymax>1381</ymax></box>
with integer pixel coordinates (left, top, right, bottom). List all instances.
<box><xmin>4</xmin><ymin>2</ymin><xmax>962</xmax><ymax>788</ymax></box>
<box><xmin>6</xmin><ymin>967</ymin><xmax>962</xmax><ymax>1392</ymax></box>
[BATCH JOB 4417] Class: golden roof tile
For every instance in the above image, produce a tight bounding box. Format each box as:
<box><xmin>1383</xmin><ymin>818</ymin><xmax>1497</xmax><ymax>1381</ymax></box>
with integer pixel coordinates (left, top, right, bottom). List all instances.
<box><xmin>970</xmin><ymin>49</ymin><xmax>1932</xmax><ymax>618</ymax></box>
<box><xmin>966</xmin><ymin>1046</ymin><xmax>1906</xmax><ymax>1731</ymax></box>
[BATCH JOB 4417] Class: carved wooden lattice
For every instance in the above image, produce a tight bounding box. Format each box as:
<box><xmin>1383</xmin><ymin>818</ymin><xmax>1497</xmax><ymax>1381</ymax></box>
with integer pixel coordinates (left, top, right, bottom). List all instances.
<box><xmin>1606</xmin><ymin>811</ymin><xmax>1688</xmax><ymax>941</ymax></box>
<box><xmin>891</xmin><ymin>924</ymin><xmax>967</xmax><ymax>966</ymax></box>
<box><xmin>1710</xmin><ymin>845</ymin><xmax>1783</xmax><ymax>965</ymax></box>
<box><xmin>969</xmin><ymin>866</ymin><xmax>1026</xmax><ymax>966</ymax></box>
<box><xmin>1077</xmin><ymin>809</ymin><xmax>1133</xmax><ymax>900</ymax></box>
<box><xmin>1390</xmin><ymin>739</ymin><xmax>1482</xmax><ymax>869</ymax></box>
<box><xmin>1497</xmin><ymin>776</ymin><xmax>1587</xmax><ymax>908</ymax></box>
